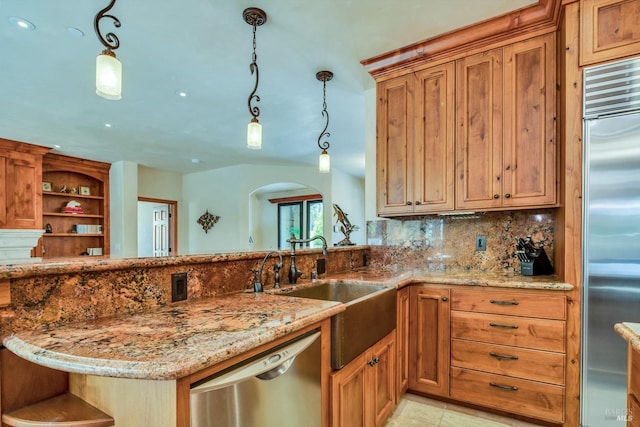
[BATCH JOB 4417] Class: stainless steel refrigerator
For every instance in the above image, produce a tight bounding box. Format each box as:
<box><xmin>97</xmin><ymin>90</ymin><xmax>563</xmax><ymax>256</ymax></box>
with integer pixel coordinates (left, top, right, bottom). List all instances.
<box><xmin>581</xmin><ymin>57</ymin><xmax>640</xmax><ymax>427</ymax></box>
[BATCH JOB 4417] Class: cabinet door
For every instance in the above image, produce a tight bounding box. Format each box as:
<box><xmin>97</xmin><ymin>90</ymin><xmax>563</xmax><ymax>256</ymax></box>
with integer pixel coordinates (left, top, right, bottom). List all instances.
<box><xmin>376</xmin><ymin>75</ymin><xmax>415</xmax><ymax>215</ymax></box>
<box><xmin>581</xmin><ymin>0</ymin><xmax>640</xmax><ymax>66</ymax></box>
<box><xmin>413</xmin><ymin>62</ymin><xmax>455</xmax><ymax>213</ymax></box>
<box><xmin>455</xmin><ymin>48</ymin><xmax>503</xmax><ymax>210</ymax></box>
<box><xmin>409</xmin><ymin>286</ymin><xmax>450</xmax><ymax>396</ymax></box>
<box><xmin>331</xmin><ymin>351</ymin><xmax>368</xmax><ymax>427</ymax></box>
<box><xmin>3</xmin><ymin>152</ymin><xmax>42</xmax><ymax>229</ymax></box>
<box><xmin>396</xmin><ymin>287</ymin><xmax>410</xmax><ymax>397</ymax></box>
<box><xmin>372</xmin><ymin>333</ymin><xmax>395</xmax><ymax>427</ymax></box>
<box><xmin>503</xmin><ymin>33</ymin><xmax>557</xmax><ymax>208</ymax></box>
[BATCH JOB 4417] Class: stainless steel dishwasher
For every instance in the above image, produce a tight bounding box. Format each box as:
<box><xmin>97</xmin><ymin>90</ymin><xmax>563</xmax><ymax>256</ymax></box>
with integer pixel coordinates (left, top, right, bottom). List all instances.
<box><xmin>190</xmin><ymin>330</ymin><xmax>321</xmax><ymax>427</ymax></box>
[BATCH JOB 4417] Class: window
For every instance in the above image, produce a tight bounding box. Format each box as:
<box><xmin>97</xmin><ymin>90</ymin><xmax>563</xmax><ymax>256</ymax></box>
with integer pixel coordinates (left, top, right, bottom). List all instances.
<box><xmin>277</xmin><ymin>199</ymin><xmax>323</xmax><ymax>249</ymax></box>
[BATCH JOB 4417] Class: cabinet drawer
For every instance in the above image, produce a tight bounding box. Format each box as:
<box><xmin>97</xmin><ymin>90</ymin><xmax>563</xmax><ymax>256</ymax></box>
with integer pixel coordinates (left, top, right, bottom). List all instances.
<box><xmin>629</xmin><ymin>393</ymin><xmax>640</xmax><ymax>427</ymax></box>
<box><xmin>451</xmin><ymin>311</ymin><xmax>566</xmax><ymax>352</ymax></box>
<box><xmin>451</xmin><ymin>289</ymin><xmax>566</xmax><ymax>320</ymax></box>
<box><xmin>451</xmin><ymin>339</ymin><xmax>565</xmax><ymax>385</ymax></box>
<box><xmin>631</xmin><ymin>346</ymin><xmax>640</xmax><ymax>401</ymax></box>
<box><xmin>450</xmin><ymin>367</ymin><xmax>564</xmax><ymax>424</ymax></box>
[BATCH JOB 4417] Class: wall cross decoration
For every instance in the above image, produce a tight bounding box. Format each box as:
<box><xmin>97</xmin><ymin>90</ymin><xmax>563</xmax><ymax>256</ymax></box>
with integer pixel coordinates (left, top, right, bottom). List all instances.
<box><xmin>197</xmin><ymin>210</ymin><xmax>220</xmax><ymax>233</ymax></box>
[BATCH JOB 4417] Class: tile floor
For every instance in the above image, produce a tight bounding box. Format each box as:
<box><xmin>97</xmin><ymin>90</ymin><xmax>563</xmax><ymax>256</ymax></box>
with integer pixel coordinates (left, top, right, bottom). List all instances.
<box><xmin>385</xmin><ymin>394</ymin><xmax>543</xmax><ymax>427</ymax></box>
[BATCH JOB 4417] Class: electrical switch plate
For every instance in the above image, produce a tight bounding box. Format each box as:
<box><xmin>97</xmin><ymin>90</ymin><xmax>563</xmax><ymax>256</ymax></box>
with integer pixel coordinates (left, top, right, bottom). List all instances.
<box><xmin>171</xmin><ymin>272</ymin><xmax>188</xmax><ymax>302</ymax></box>
<box><xmin>475</xmin><ymin>235</ymin><xmax>487</xmax><ymax>251</ymax></box>
<box><xmin>317</xmin><ymin>258</ymin><xmax>326</xmax><ymax>275</ymax></box>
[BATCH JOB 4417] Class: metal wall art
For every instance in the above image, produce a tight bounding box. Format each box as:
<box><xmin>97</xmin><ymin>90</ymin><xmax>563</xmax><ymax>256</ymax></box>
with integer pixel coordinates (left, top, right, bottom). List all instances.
<box><xmin>197</xmin><ymin>210</ymin><xmax>220</xmax><ymax>233</ymax></box>
<box><xmin>333</xmin><ymin>204</ymin><xmax>359</xmax><ymax>246</ymax></box>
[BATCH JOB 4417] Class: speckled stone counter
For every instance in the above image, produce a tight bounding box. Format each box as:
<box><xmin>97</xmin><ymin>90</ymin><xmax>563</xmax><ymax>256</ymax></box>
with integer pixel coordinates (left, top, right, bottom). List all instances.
<box><xmin>3</xmin><ymin>292</ymin><xmax>343</xmax><ymax>380</ymax></box>
<box><xmin>615</xmin><ymin>322</ymin><xmax>640</xmax><ymax>353</ymax></box>
<box><xmin>308</xmin><ymin>266</ymin><xmax>573</xmax><ymax>291</ymax></box>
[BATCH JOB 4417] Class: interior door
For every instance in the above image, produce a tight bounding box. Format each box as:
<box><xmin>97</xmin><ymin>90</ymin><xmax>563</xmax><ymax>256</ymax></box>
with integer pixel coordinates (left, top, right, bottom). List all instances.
<box><xmin>153</xmin><ymin>205</ymin><xmax>169</xmax><ymax>257</ymax></box>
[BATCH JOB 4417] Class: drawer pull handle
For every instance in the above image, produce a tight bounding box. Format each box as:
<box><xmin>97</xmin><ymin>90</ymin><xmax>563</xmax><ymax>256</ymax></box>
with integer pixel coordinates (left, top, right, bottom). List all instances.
<box><xmin>489</xmin><ymin>299</ymin><xmax>519</xmax><ymax>306</ymax></box>
<box><xmin>489</xmin><ymin>351</ymin><xmax>519</xmax><ymax>361</ymax></box>
<box><xmin>367</xmin><ymin>357</ymin><xmax>380</xmax><ymax>367</ymax></box>
<box><xmin>489</xmin><ymin>322</ymin><xmax>519</xmax><ymax>329</ymax></box>
<box><xmin>490</xmin><ymin>382</ymin><xmax>518</xmax><ymax>391</ymax></box>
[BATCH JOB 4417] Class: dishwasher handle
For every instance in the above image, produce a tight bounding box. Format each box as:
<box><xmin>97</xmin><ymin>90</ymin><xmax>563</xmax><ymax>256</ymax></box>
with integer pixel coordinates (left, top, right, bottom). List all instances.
<box><xmin>191</xmin><ymin>331</ymin><xmax>320</xmax><ymax>395</ymax></box>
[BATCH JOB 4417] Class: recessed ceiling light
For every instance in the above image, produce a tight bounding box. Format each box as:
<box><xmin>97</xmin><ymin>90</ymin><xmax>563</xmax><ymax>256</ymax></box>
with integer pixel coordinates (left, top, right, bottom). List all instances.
<box><xmin>67</xmin><ymin>27</ymin><xmax>84</xmax><ymax>37</ymax></box>
<box><xmin>104</xmin><ymin>123</ymin><xmax>112</xmax><ymax>128</ymax></box>
<box><xmin>175</xmin><ymin>91</ymin><xmax>188</xmax><ymax>98</ymax></box>
<box><xmin>54</xmin><ymin>145</ymin><xmax>61</xmax><ymax>149</ymax></box>
<box><xmin>191</xmin><ymin>158</ymin><xmax>201</xmax><ymax>164</ymax></box>
<box><xmin>9</xmin><ymin>16</ymin><xmax>35</xmax><ymax>31</ymax></box>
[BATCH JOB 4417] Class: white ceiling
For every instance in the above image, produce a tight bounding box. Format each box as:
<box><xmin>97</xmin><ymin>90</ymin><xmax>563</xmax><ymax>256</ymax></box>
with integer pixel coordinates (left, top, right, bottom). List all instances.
<box><xmin>1</xmin><ymin>0</ymin><xmax>536</xmax><ymax>178</ymax></box>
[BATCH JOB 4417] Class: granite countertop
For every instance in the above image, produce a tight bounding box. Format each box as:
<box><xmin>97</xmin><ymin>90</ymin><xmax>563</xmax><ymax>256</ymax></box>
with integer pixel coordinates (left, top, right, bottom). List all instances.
<box><xmin>309</xmin><ymin>267</ymin><xmax>573</xmax><ymax>291</ymax></box>
<box><xmin>3</xmin><ymin>292</ymin><xmax>343</xmax><ymax>380</ymax></box>
<box><xmin>615</xmin><ymin>322</ymin><xmax>640</xmax><ymax>353</ymax></box>
<box><xmin>2</xmin><ymin>265</ymin><xmax>571</xmax><ymax>382</ymax></box>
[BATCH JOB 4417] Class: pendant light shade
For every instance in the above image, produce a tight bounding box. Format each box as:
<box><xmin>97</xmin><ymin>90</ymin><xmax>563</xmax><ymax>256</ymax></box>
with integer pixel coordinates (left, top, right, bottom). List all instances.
<box><xmin>94</xmin><ymin>0</ymin><xmax>122</xmax><ymax>100</ymax></box>
<box><xmin>247</xmin><ymin>118</ymin><xmax>262</xmax><ymax>149</ymax></box>
<box><xmin>244</xmin><ymin>8</ymin><xmax>267</xmax><ymax>149</ymax></box>
<box><xmin>96</xmin><ymin>49</ymin><xmax>122</xmax><ymax>100</ymax></box>
<box><xmin>316</xmin><ymin>70</ymin><xmax>334</xmax><ymax>173</ymax></box>
<box><xmin>319</xmin><ymin>149</ymin><xmax>330</xmax><ymax>173</ymax></box>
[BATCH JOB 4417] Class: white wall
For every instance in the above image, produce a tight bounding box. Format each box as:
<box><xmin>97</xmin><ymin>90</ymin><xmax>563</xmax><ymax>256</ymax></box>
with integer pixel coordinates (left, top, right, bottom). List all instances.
<box><xmin>109</xmin><ymin>161</ymin><xmax>139</xmax><ymax>258</ymax></box>
<box><xmin>331</xmin><ymin>169</ymin><xmax>366</xmax><ymax>245</ymax></box>
<box><xmin>364</xmin><ymin>86</ymin><xmax>378</xmax><ymax>222</ymax></box>
<box><xmin>182</xmin><ymin>164</ymin><xmax>338</xmax><ymax>254</ymax></box>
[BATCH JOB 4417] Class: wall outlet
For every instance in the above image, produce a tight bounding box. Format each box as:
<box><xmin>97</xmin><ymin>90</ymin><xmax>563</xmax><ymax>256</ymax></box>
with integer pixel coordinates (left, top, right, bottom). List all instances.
<box><xmin>475</xmin><ymin>235</ymin><xmax>487</xmax><ymax>251</ymax></box>
<box><xmin>317</xmin><ymin>258</ymin><xmax>326</xmax><ymax>275</ymax></box>
<box><xmin>171</xmin><ymin>272</ymin><xmax>188</xmax><ymax>302</ymax></box>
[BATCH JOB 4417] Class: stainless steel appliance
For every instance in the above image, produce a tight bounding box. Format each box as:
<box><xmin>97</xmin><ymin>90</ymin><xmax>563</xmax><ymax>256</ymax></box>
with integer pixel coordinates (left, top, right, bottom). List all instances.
<box><xmin>582</xmin><ymin>56</ymin><xmax>640</xmax><ymax>427</ymax></box>
<box><xmin>190</xmin><ymin>330</ymin><xmax>321</xmax><ymax>427</ymax></box>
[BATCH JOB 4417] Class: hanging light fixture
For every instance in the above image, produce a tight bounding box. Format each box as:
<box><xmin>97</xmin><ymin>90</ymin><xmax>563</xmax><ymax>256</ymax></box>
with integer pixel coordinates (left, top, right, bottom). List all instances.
<box><xmin>94</xmin><ymin>0</ymin><xmax>122</xmax><ymax>100</ymax></box>
<box><xmin>316</xmin><ymin>70</ymin><xmax>333</xmax><ymax>173</ymax></box>
<box><xmin>243</xmin><ymin>7</ymin><xmax>267</xmax><ymax>149</ymax></box>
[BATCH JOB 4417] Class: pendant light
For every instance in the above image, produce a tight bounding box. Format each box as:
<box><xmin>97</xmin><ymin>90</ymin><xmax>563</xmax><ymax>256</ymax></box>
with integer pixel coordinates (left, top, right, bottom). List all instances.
<box><xmin>243</xmin><ymin>8</ymin><xmax>267</xmax><ymax>149</ymax></box>
<box><xmin>94</xmin><ymin>0</ymin><xmax>122</xmax><ymax>100</ymax></box>
<box><xmin>316</xmin><ymin>70</ymin><xmax>333</xmax><ymax>173</ymax></box>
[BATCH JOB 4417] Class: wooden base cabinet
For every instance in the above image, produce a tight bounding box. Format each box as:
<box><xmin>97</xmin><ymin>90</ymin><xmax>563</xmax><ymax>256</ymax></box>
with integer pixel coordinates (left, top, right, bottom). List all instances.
<box><xmin>408</xmin><ymin>285</ymin><xmax>450</xmax><ymax>397</ymax></box>
<box><xmin>628</xmin><ymin>343</ymin><xmax>640</xmax><ymax>427</ymax></box>
<box><xmin>396</xmin><ymin>287</ymin><xmax>410</xmax><ymax>397</ymax></box>
<box><xmin>330</xmin><ymin>331</ymin><xmax>396</xmax><ymax>427</ymax></box>
<box><xmin>450</xmin><ymin>288</ymin><xmax>567</xmax><ymax>424</ymax></box>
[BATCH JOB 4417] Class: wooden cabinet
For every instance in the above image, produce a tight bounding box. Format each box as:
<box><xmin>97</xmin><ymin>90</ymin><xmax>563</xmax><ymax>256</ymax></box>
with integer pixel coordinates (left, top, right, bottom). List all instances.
<box><xmin>331</xmin><ymin>331</ymin><xmax>395</xmax><ymax>427</ymax></box>
<box><xmin>41</xmin><ymin>154</ymin><xmax>110</xmax><ymax>258</ymax></box>
<box><xmin>0</xmin><ymin>139</ymin><xmax>49</xmax><ymax>230</ymax></box>
<box><xmin>581</xmin><ymin>0</ymin><xmax>640</xmax><ymax>66</ymax></box>
<box><xmin>449</xmin><ymin>288</ymin><xmax>567</xmax><ymax>424</ymax></box>
<box><xmin>456</xmin><ymin>33</ymin><xmax>557</xmax><ymax>210</ymax></box>
<box><xmin>408</xmin><ymin>285</ymin><xmax>450</xmax><ymax>397</ymax></box>
<box><xmin>396</xmin><ymin>287</ymin><xmax>410</xmax><ymax>397</ymax></box>
<box><xmin>376</xmin><ymin>62</ymin><xmax>455</xmax><ymax>216</ymax></box>
<box><xmin>628</xmin><ymin>344</ymin><xmax>640</xmax><ymax>427</ymax></box>
<box><xmin>376</xmin><ymin>33</ymin><xmax>557</xmax><ymax>216</ymax></box>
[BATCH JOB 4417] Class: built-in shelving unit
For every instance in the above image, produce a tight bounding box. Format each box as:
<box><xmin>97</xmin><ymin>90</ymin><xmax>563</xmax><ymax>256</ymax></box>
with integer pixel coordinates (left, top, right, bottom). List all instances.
<box><xmin>40</xmin><ymin>154</ymin><xmax>111</xmax><ymax>258</ymax></box>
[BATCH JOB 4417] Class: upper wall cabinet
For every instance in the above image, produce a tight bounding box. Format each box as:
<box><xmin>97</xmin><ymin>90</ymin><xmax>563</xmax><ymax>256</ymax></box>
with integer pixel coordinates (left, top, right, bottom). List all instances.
<box><xmin>456</xmin><ymin>33</ymin><xmax>557</xmax><ymax>210</ymax></box>
<box><xmin>376</xmin><ymin>63</ymin><xmax>455</xmax><ymax>216</ymax></box>
<box><xmin>581</xmin><ymin>0</ymin><xmax>640</xmax><ymax>66</ymax></box>
<box><xmin>0</xmin><ymin>139</ymin><xmax>49</xmax><ymax>230</ymax></box>
<box><xmin>376</xmin><ymin>32</ymin><xmax>557</xmax><ymax>216</ymax></box>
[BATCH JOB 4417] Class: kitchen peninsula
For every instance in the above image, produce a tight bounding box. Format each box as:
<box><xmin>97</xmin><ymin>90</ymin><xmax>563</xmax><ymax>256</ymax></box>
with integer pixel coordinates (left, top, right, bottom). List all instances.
<box><xmin>0</xmin><ymin>251</ymin><xmax>572</xmax><ymax>427</ymax></box>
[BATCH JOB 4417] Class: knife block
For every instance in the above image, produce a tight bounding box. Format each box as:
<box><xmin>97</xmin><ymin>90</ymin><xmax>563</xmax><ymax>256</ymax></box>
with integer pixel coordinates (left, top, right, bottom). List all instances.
<box><xmin>520</xmin><ymin>248</ymin><xmax>554</xmax><ymax>276</ymax></box>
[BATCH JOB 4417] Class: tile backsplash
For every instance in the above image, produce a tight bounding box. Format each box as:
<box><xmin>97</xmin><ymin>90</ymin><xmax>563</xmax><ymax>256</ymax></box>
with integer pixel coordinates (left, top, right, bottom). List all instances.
<box><xmin>366</xmin><ymin>209</ymin><xmax>556</xmax><ymax>273</ymax></box>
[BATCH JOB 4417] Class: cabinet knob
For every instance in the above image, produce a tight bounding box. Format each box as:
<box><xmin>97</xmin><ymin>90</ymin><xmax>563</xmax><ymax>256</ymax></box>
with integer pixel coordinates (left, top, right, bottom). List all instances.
<box><xmin>415</xmin><ymin>201</ymin><xmax>421</xmax><ymax>205</ymax></box>
<box><xmin>493</xmin><ymin>194</ymin><xmax>499</xmax><ymax>199</ymax></box>
<box><xmin>441</xmin><ymin>296</ymin><xmax>448</xmax><ymax>302</ymax></box>
<box><xmin>504</xmin><ymin>193</ymin><xmax>511</xmax><ymax>198</ymax></box>
<box><xmin>406</xmin><ymin>201</ymin><xmax>413</xmax><ymax>206</ymax></box>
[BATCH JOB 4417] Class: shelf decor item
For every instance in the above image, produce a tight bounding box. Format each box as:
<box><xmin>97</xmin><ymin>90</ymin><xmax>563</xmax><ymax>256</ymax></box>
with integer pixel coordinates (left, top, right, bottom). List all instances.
<box><xmin>197</xmin><ymin>210</ymin><xmax>220</xmax><ymax>234</ymax></box>
<box><xmin>42</xmin><ymin>181</ymin><xmax>52</xmax><ymax>192</ymax></box>
<box><xmin>79</xmin><ymin>186</ymin><xmax>91</xmax><ymax>196</ymax></box>
<box><xmin>62</xmin><ymin>200</ymin><xmax>84</xmax><ymax>214</ymax></box>
<box><xmin>333</xmin><ymin>203</ymin><xmax>359</xmax><ymax>246</ymax></box>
